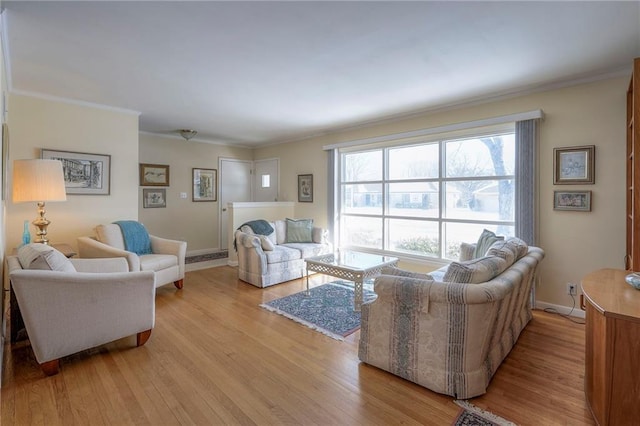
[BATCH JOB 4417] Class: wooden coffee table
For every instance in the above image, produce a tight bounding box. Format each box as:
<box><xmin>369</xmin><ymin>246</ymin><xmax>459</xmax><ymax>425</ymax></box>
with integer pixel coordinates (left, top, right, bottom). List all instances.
<box><xmin>305</xmin><ymin>250</ymin><xmax>398</xmax><ymax>311</ymax></box>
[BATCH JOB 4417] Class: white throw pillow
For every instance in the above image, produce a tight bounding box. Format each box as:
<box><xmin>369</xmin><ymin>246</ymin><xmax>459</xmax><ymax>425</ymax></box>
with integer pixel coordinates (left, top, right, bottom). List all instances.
<box><xmin>17</xmin><ymin>243</ymin><xmax>76</xmax><ymax>272</ymax></box>
<box><xmin>240</xmin><ymin>225</ymin><xmax>254</xmax><ymax>234</ymax></box>
<box><xmin>485</xmin><ymin>240</ymin><xmax>517</xmax><ymax>266</ymax></box>
<box><xmin>259</xmin><ymin>235</ymin><xmax>275</xmax><ymax>251</ymax></box>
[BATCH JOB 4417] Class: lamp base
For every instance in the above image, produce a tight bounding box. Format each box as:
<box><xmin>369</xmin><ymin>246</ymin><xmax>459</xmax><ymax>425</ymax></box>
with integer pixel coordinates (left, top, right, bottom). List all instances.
<box><xmin>33</xmin><ymin>201</ymin><xmax>51</xmax><ymax>244</ymax></box>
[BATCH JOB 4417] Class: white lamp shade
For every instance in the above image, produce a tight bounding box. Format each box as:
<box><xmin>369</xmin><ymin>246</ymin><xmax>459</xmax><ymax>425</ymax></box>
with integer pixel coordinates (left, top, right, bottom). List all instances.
<box><xmin>12</xmin><ymin>159</ymin><xmax>67</xmax><ymax>203</ymax></box>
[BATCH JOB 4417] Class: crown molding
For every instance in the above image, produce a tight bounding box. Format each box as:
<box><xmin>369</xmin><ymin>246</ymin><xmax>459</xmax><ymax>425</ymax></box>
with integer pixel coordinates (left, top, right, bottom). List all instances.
<box><xmin>10</xmin><ymin>89</ymin><xmax>141</xmax><ymax>116</ymax></box>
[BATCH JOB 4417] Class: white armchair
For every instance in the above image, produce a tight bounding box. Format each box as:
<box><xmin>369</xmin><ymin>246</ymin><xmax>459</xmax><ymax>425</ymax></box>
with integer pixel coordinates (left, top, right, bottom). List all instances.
<box><xmin>8</xmin><ymin>254</ymin><xmax>156</xmax><ymax>376</ymax></box>
<box><xmin>77</xmin><ymin>223</ymin><xmax>187</xmax><ymax>289</ymax></box>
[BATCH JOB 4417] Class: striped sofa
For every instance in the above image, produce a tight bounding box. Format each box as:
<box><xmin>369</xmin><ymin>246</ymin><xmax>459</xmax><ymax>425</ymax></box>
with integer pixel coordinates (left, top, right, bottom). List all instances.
<box><xmin>235</xmin><ymin>220</ymin><xmax>332</xmax><ymax>288</ymax></box>
<box><xmin>358</xmin><ymin>241</ymin><xmax>544</xmax><ymax>399</ymax></box>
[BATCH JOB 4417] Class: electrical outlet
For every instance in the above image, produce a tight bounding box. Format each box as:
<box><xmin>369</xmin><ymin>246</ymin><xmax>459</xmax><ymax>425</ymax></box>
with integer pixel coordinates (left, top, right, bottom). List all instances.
<box><xmin>566</xmin><ymin>283</ymin><xmax>577</xmax><ymax>296</ymax></box>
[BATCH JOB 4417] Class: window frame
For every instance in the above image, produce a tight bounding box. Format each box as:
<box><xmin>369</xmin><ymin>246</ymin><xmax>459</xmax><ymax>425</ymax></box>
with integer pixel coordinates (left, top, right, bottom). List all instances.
<box><xmin>336</xmin><ymin>127</ymin><xmax>516</xmax><ymax>262</ymax></box>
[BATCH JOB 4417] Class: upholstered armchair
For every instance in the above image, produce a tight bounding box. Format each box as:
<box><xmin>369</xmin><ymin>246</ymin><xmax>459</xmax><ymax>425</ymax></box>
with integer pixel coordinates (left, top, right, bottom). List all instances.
<box><xmin>8</xmin><ymin>246</ymin><xmax>156</xmax><ymax>376</ymax></box>
<box><xmin>77</xmin><ymin>222</ymin><xmax>187</xmax><ymax>289</ymax></box>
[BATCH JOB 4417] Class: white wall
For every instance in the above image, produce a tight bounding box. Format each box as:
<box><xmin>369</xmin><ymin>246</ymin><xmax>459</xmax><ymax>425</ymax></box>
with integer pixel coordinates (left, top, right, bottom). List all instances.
<box><xmin>138</xmin><ymin>133</ymin><xmax>252</xmax><ymax>252</ymax></box>
<box><xmin>6</xmin><ymin>94</ymin><xmax>140</xmax><ymax>251</ymax></box>
<box><xmin>255</xmin><ymin>76</ymin><xmax>628</xmax><ymax>310</ymax></box>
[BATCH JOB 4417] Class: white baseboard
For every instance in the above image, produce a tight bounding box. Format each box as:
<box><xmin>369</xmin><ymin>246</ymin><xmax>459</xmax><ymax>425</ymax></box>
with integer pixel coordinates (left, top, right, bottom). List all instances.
<box><xmin>227</xmin><ymin>260</ymin><xmax>238</xmax><ymax>267</ymax></box>
<box><xmin>534</xmin><ymin>300</ymin><xmax>585</xmax><ymax>319</ymax></box>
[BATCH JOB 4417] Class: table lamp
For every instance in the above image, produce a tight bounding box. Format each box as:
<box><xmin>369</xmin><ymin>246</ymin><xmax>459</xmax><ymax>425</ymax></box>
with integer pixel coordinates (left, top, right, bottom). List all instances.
<box><xmin>12</xmin><ymin>159</ymin><xmax>67</xmax><ymax>244</ymax></box>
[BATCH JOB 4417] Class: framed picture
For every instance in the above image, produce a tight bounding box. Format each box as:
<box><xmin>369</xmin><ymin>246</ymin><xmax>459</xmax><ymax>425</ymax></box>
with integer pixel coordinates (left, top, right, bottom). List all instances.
<box><xmin>553</xmin><ymin>190</ymin><xmax>592</xmax><ymax>211</ymax></box>
<box><xmin>41</xmin><ymin>149</ymin><xmax>111</xmax><ymax>195</ymax></box>
<box><xmin>192</xmin><ymin>168</ymin><xmax>217</xmax><ymax>201</ymax></box>
<box><xmin>143</xmin><ymin>188</ymin><xmax>166</xmax><ymax>208</ymax></box>
<box><xmin>553</xmin><ymin>145</ymin><xmax>595</xmax><ymax>184</ymax></box>
<box><xmin>140</xmin><ymin>163</ymin><xmax>170</xmax><ymax>186</ymax></box>
<box><xmin>298</xmin><ymin>174</ymin><xmax>313</xmax><ymax>202</ymax></box>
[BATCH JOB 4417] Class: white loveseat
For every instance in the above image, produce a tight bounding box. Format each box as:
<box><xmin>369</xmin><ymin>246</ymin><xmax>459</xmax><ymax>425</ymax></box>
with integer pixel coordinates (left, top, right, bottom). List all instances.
<box><xmin>235</xmin><ymin>219</ymin><xmax>332</xmax><ymax>287</ymax></box>
<box><xmin>358</xmin><ymin>237</ymin><xmax>544</xmax><ymax>399</ymax></box>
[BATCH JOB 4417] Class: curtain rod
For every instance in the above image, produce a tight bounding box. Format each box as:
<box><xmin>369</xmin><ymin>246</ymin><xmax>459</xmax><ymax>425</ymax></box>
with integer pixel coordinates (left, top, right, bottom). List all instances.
<box><xmin>322</xmin><ymin>109</ymin><xmax>544</xmax><ymax>151</ymax></box>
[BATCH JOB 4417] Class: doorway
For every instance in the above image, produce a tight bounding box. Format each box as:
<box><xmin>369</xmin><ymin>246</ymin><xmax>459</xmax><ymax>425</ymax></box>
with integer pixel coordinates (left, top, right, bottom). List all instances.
<box><xmin>218</xmin><ymin>157</ymin><xmax>280</xmax><ymax>250</ymax></box>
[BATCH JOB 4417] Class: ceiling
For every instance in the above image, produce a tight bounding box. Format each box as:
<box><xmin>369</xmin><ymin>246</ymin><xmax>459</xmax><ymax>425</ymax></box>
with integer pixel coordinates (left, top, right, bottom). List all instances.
<box><xmin>3</xmin><ymin>1</ymin><xmax>640</xmax><ymax>147</ymax></box>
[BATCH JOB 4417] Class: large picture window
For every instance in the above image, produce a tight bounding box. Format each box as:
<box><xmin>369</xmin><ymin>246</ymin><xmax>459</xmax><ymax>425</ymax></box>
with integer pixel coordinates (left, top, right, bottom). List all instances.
<box><xmin>338</xmin><ymin>131</ymin><xmax>516</xmax><ymax>260</ymax></box>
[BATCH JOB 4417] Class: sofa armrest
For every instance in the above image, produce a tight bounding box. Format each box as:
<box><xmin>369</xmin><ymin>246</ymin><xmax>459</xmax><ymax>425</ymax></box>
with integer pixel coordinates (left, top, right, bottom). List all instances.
<box><xmin>70</xmin><ymin>257</ymin><xmax>130</xmax><ymax>273</ymax></box>
<box><xmin>77</xmin><ymin>236</ymin><xmax>141</xmax><ymax>271</ymax></box>
<box><xmin>361</xmin><ymin>274</ymin><xmax>499</xmax><ymax>396</ymax></box>
<box><xmin>149</xmin><ymin>235</ymin><xmax>187</xmax><ymax>278</ymax></box>
<box><xmin>235</xmin><ymin>230</ymin><xmax>267</xmax><ymax>271</ymax></box>
<box><xmin>9</xmin><ymin>268</ymin><xmax>155</xmax><ymax>364</ymax></box>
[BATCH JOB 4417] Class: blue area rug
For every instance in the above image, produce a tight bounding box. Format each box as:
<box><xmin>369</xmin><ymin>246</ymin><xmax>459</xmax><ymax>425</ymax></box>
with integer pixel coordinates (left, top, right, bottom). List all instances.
<box><xmin>259</xmin><ymin>281</ymin><xmax>376</xmax><ymax>340</ymax></box>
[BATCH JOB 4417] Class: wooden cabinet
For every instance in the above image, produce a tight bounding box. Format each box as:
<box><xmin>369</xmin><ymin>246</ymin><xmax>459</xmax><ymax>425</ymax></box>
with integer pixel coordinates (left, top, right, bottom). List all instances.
<box><xmin>581</xmin><ymin>269</ymin><xmax>640</xmax><ymax>425</ymax></box>
<box><xmin>626</xmin><ymin>58</ymin><xmax>640</xmax><ymax>270</ymax></box>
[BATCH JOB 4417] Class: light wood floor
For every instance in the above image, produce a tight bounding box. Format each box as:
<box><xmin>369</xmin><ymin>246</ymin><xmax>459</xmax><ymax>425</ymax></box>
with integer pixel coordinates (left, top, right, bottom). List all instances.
<box><xmin>2</xmin><ymin>265</ymin><xmax>594</xmax><ymax>425</ymax></box>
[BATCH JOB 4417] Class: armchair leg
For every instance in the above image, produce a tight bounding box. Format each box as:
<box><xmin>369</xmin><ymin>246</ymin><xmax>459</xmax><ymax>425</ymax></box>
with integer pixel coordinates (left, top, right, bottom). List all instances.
<box><xmin>41</xmin><ymin>359</ymin><xmax>60</xmax><ymax>376</ymax></box>
<box><xmin>173</xmin><ymin>279</ymin><xmax>184</xmax><ymax>289</ymax></box>
<box><xmin>137</xmin><ymin>329</ymin><xmax>152</xmax><ymax>346</ymax></box>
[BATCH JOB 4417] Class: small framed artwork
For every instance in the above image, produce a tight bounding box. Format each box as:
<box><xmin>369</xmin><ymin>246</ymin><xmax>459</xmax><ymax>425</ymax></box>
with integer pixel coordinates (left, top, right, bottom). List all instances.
<box><xmin>553</xmin><ymin>145</ymin><xmax>595</xmax><ymax>184</ymax></box>
<box><xmin>298</xmin><ymin>174</ymin><xmax>313</xmax><ymax>202</ymax></box>
<box><xmin>553</xmin><ymin>190</ymin><xmax>592</xmax><ymax>212</ymax></box>
<box><xmin>143</xmin><ymin>188</ymin><xmax>166</xmax><ymax>208</ymax></box>
<box><xmin>140</xmin><ymin>163</ymin><xmax>170</xmax><ymax>186</ymax></box>
<box><xmin>41</xmin><ymin>149</ymin><xmax>111</xmax><ymax>195</ymax></box>
<box><xmin>192</xmin><ymin>168</ymin><xmax>217</xmax><ymax>202</ymax></box>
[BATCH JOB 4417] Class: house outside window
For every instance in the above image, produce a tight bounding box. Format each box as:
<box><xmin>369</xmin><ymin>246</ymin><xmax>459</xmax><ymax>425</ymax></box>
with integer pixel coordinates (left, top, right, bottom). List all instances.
<box><xmin>338</xmin><ymin>131</ymin><xmax>515</xmax><ymax>260</ymax></box>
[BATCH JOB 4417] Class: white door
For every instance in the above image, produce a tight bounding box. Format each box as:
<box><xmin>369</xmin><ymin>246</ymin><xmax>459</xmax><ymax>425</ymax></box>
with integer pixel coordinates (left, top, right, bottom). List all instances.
<box><xmin>219</xmin><ymin>158</ymin><xmax>252</xmax><ymax>250</ymax></box>
<box><xmin>253</xmin><ymin>158</ymin><xmax>279</xmax><ymax>202</ymax></box>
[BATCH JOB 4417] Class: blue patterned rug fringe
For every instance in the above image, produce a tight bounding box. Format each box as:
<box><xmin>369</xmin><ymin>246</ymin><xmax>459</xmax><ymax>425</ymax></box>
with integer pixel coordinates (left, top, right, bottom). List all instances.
<box><xmin>453</xmin><ymin>400</ymin><xmax>516</xmax><ymax>426</ymax></box>
<box><xmin>259</xmin><ymin>281</ymin><xmax>376</xmax><ymax>341</ymax></box>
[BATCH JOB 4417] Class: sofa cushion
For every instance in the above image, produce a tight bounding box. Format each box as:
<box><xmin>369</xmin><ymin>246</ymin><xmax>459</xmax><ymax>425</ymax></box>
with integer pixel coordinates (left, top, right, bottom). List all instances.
<box><xmin>473</xmin><ymin>229</ymin><xmax>504</xmax><ymax>258</ymax></box>
<box><xmin>443</xmin><ymin>255</ymin><xmax>508</xmax><ymax>284</ymax></box>
<box><xmin>95</xmin><ymin>224</ymin><xmax>126</xmax><ymax>250</ymax></box>
<box><xmin>285</xmin><ymin>218</ymin><xmax>313</xmax><ymax>243</ymax></box>
<box><xmin>139</xmin><ymin>254</ymin><xmax>177</xmax><ymax>271</ymax></box>
<box><xmin>280</xmin><ymin>242</ymin><xmax>327</xmax><ymax>258</ymax></box>
<box><xmin>274</xmin><ymin>220</ymin><xmax>287</xmax><ymax>245</ymax></box>
<box><xmin>266</xmin><ymin>222</ymin><xmax>277</xmax><ymax>245</ymax></box>
<box><xmin>17</xmin><ymin>243</ymin><xmax>76</xmax><ymax>272</ymax></box>
<box><xmin>312</xmin><ymin>227</ymin><xmax>324</xmax><ymax>244</ymax></box>
<box><xmin>265</xmin><ymin>245</ymin><xmax>302</xmax><ymax>263</ymax></box>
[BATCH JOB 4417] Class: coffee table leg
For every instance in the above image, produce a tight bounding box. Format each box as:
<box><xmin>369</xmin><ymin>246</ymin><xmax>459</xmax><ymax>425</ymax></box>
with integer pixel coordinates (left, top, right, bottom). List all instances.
<box><xmin>306</xmin><ymin>265</ymin><xmax>310</xmax><ymax>295</ymax></box>
<box><xmin>354</xmin><ymin>278</ymin><xmax>363</xmax><ymax>312</ymax></box>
